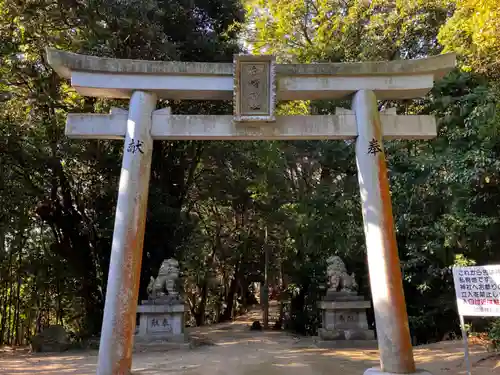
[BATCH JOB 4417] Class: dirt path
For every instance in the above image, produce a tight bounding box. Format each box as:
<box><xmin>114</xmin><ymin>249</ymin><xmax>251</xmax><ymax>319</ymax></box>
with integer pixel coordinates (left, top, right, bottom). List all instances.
<box><xmin>1</xmin><ymin>309</ymin><xmax>498</xmax><ymax>375</ymax></box>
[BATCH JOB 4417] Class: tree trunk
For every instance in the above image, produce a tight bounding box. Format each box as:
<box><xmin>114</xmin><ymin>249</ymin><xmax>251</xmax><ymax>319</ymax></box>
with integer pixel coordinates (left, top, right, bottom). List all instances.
<box><xmin>220</xmin><ymin>270</ymin><xmax>239</xmax><ymax>322</ymax></box>
<box><xmin>56</xmin><ymin>276</ymin><xmax>63</xmax><ymax>325</ymax></box>
<box><xmin>0</xmin><ymin>280</ymin><xmax>6</xmax><ymax>345</ymax></box>
<box><xmin>194</xmin><ymin>240</ymin><xmax>218</xmax><ymax>326</ymax></box>
<box><xmin>13</xmin><ymin>245</ymin><xmax>22</xmax><ymax>345</ymax></box>
<box><xmin>13</xmin><ymin>279</ymin><xmax>20</xmax><ymax>345</ymax></box>
<box><xmin>194</xmin><ymin>281</ymin><xmax>208</xmax><ymax>326</ymax></box>
<box><xmin>26</xmin><ymin>307</ymin><xmax>33</xmax><ymax>346</ymax></box>
<box><xmin>6</xmin><ymin>247</ymin><xmax>13</xmax><ymax>344</ymax></box>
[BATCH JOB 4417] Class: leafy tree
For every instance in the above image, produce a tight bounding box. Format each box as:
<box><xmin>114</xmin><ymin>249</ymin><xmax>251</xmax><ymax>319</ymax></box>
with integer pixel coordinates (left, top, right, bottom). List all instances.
<box><xmin>0</xmin><ymin>0</ymin><xmax>243</xmax><ymax>343</ymax></box>
<box><xmin>2</xmin><ymin>0</ymin><xmax>500</xmax><ymax>347</ymax></box>
<box><xmin>242</xmin><ymin>0</ymin><xmax>500</xmax><ymax>340</ymax></box>
<box><xmin>439</xmin><ymin>0</ymin><xmax>500</xmax><ymax>77</ymax></box>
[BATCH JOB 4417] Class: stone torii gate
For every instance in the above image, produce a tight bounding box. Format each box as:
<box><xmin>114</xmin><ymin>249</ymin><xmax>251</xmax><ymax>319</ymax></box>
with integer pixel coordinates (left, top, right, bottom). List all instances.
<box><xmin>47</xmin><ymin>49</ymin><xmax>455</xmax><ymax>375</ymax></box>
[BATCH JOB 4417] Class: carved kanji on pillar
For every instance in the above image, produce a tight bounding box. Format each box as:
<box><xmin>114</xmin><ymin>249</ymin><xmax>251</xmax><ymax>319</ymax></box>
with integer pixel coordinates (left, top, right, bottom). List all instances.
<box><xmin>233</xmin><ymin>54</ymin><xmax>276</xmax><ymax>122</ymax></box>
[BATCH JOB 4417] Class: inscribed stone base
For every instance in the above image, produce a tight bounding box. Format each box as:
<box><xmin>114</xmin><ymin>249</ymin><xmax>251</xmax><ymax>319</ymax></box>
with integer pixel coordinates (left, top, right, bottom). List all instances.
<box><xmin>136</xmin><ymin>303</ymin><xmax>186</xmax><ymax>343</ymax></box>
<box><xmin>363</xmin><ymin>368</ymin><xmax>433</xmax><ymax>375</ymax></box>
<box><xmin>317</xmin><ymin>291</ymin><xmax>376</xmax><ymax>347</ymax></box>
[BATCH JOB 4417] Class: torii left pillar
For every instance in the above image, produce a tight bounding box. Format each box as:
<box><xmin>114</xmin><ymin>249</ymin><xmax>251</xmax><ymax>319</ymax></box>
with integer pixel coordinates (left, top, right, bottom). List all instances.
<box><xmin>97</xmin><ymin>91</ymin><xmax>156</xmax><ymax>375</ymax></box>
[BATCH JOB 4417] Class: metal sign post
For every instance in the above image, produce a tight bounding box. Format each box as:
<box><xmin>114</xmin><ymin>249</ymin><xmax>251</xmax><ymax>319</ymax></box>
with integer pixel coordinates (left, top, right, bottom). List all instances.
<box><xmin>458</xmin><ymin>314</ymin><xmax>472</xmax><ymax>375</ymax></box>
<box><xmin>452</xmin><ymin>264</ymin><xmax>500</xmax><ymax>375</ymax></box>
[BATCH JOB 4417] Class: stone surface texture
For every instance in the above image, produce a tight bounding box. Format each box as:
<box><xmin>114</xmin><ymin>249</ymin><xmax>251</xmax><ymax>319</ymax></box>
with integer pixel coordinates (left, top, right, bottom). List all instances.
<box><xmin>326</xmin><ymin>255</ymin><xmax>358</xmax><ymax>293</ymax></box>
<box><xmin>317</xmin><ymin>257</ymin><xmax>375</xmax><ymax>346</ymax></box>
<box><xmin>46</xmin><ymin>48</ymin><xmax>454</xmax><ymax>78</ymax></box>
<box><xmin>233</xmin><ymin>54</ymin><xmax>276</xmax><ymax>122</ymax></box>
<box><xmin>46</xmin><ymin>48</ymin><xmax>456</xmax><ymax>101</ymax></box>
<box><xmin>30</xmin><ymin>325</ymin><xmax>70</xmax><ymax>353</ymax></box>
<box><xmin>96</xmin><ymin>91</ymin><xmax>157</xmax><ymax>375</ymax></box>
<box><xmin>147</xmin><ymin>258</ymin><xmax>180</xmax><ymax>299</ymax></box>
<box><xmin>136</xmin><ymin>258</ymin><xmax>186</xmax><ymax>344</ymax></box>
<box><xmin>66</xmin><ymin>110</ymin><xmax>437</xmax><ymax>141</ymax></box>
<box><xmin>353</xmin><ymin>90</ymin><xmax>416</xmax><ymax>373</ymax></box>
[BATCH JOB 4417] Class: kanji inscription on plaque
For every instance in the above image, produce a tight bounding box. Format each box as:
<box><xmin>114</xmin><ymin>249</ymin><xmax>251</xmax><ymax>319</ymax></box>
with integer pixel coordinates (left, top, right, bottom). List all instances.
<box><xmin>233</xmin><ymin>54</ymin><xmax>276</xmax><ymax>122</ymax></box>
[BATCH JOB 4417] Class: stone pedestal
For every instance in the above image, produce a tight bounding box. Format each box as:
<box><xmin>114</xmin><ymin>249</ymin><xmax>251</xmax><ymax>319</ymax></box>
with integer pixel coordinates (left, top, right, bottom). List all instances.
<box><xmin>316</xmin><ymin>291</ymin><xmax>376</xmax><ymax>348</ymax></box>
<box><xmin>136</xmin><ymin>299</ymin><xmax>186</xmax><ymax>343</ymax></box>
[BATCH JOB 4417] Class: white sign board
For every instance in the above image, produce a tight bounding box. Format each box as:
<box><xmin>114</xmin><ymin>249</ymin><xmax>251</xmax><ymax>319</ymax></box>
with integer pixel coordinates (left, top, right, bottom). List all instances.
<box><xmin>452</xmin><ymin>265</ymin><xmax>500</xmax><ymax>317</ymax></box>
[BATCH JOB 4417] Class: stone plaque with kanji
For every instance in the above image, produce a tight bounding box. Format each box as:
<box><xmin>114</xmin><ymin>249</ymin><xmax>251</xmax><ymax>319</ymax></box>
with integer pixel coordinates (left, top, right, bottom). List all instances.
<box><xmin>233</xmin><ymin>54</ymin><xmax>276</xmax><ymax>122</ymax></box>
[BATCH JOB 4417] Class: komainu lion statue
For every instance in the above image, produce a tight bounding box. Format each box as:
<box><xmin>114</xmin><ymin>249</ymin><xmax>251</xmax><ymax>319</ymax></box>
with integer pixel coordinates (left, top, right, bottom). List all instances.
<box><xmin>147</xmin><ymin>258</ymin><xmax>180</xmax><ymax>299</ymax></box>
<box><xmin>326</xmin><ymin>256</ymin><xmax>358</xmax><ymax>293</ymax></box>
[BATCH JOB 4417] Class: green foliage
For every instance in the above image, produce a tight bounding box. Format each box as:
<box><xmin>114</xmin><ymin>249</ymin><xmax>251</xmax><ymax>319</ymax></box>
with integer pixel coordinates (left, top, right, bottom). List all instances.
<box><xmin>244</xmin><ymin>0</ymin><xmax>450</xmax><ymax>62</ymax></box>
<box><xmin>487</xmin><ymin>319</ymin><xmax>500</xmax><ymax>350</ymax></box>
<box><xmin>0</xmin><ymin>0</ymin><xmax>243</xmax><ymax>344</ymax></box>
<box><xmin>438</xmin><ymin>0</ymin><xmax>500</xmax><ymax>77</ymax></box>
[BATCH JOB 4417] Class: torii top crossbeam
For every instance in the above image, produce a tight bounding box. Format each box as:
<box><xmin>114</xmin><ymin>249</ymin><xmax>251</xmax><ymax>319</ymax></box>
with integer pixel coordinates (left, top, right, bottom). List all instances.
<box><xmin>47</xmin><ymin>49</ymin><xmax>455</xmax><ymax>140</ymax></box>
<box><xmin>47</xmin><ymin>48</ymin><xmax>455</xmax><ymax>102</ymax></box>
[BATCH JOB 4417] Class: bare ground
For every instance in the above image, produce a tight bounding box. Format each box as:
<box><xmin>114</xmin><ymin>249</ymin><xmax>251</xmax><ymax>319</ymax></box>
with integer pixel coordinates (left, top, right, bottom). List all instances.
<box><xmin>1</xmin><ymin>309</ymin><xmax>499</xmax><ymax>375</ymax></box>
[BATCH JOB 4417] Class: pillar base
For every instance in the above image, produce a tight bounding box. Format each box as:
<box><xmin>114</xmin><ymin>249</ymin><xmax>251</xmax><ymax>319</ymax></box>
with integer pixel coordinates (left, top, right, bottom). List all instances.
<box><xmin>364</xmin><ymin>368</ymin><xmax>432</xmax><ymax>375</ymax></box>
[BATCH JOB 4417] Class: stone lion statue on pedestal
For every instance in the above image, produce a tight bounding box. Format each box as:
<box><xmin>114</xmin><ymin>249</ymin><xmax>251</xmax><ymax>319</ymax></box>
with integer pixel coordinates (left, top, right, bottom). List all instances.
<box><xmin>147</xmin><ymin>258</ymin><xmax>180</xmax><ymax>299</ymax></box>
<box><xmin>326</xmin><ymin>255</ymin><xmax>358</xmax><ymax>293</ymax></box>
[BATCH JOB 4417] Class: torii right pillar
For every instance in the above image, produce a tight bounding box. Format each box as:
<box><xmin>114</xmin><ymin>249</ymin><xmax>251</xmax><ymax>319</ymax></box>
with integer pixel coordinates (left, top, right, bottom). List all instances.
<box><xmin>353</xmin><ymin>89</ymin><xmax>425</xmax><ymax>375</ymax></box>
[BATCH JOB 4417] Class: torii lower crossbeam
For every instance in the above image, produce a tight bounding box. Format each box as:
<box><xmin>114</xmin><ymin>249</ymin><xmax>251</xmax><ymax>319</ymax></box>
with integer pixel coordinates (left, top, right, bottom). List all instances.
<box><xmin>66</xmin><ymin>110</ymin><xmax>436</xmax><ymax>140</ymax></box>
